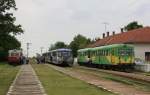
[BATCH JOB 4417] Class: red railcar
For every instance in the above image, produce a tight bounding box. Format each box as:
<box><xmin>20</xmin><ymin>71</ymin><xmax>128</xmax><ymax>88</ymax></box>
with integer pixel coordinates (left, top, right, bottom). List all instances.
<box><xmin>8</xmin><ymin>49</ymin><xmax>22</xmax><ymax>64</ymax></box>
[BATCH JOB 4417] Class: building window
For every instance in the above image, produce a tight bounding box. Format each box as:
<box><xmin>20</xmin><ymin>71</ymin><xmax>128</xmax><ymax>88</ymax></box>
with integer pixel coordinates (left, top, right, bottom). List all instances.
<box><xmin>145</xmin><ymin>52</ymin><xmax>150</xmax><ymax>62</ymax></box>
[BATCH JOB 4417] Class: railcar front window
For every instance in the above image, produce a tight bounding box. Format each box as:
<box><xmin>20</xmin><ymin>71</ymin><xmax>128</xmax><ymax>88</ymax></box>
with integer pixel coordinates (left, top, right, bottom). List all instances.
<box><xmin>119</xmin><ymin>49</ymin><xmax>133</xmax><ymax>56</ymax></box>
<box><xmin>61</xmin><ymin>51</ymin><xmax>71</xmax><ymax>57</ymax></box>
<box><xmin>11</xmin><ymin>53</ymin><xmax>19</xmax><ymax>56</ymax></box>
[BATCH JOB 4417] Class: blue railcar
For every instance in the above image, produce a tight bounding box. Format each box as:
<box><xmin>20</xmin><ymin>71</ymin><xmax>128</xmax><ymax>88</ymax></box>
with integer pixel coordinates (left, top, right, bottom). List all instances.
<box><xmin>43</xmin><ymin>48</ymin><xmax>74</xmax><ymax>66</ymax></box>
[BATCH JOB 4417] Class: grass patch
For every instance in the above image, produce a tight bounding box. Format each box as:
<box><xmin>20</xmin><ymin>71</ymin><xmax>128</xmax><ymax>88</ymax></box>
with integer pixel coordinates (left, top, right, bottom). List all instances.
<box><xmin>143</xmin><ymin>72</ymin><xmax>150</xmax><ymax>76</ymax></box>
<box><xmin>32</xmin><ymin>63</ymin><xmax>116</xmax><ymax>95</ymax></box>
<box><xmin>0</xmin><ymin>62</ymin><xmax>20</xmax><ymax>95</ymax></box>
<box><xmin>104</xmin><ymin>77</ymin><xmax>133</xmax><ymax>85</ymax></box>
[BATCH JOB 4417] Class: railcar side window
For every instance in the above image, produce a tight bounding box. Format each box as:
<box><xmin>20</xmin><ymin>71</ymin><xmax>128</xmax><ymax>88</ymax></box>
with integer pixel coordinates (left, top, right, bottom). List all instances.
<box><xmin>108</xmin><ymin>50</ymin><xmax>110</xmax><ymax>56</ymax></box>
<box><xmin>93</xmin><ymin>51</ymin><xmax>95</xmax><ymax>56</ymax></box>
<box><xmin>85</xmin><ymin>52</ymin><xmax>87</xmax><ymax>56</ymax></box>
<box><xmin>120</xmin><ymin>50</ymin><xmax>126</xmax><ymax>56</ymax></box>
<box><xmin>112</xmin><ymin>49</ymin><xmax>114</xmax><ymax>56</ymax></box>
<box><xmin>11</xmin><ymin>53</ymin><xmax>19</xmax><ymax>56</ymax></box>
<box><xmin>104</xmin><ymin>50</ymin><xmax>106</xmax><ymax>56</ymax></box>
<box><xmin>96</xmin><ymin>51</ymin><xmax>98</xmax><ymax>56</ymax></box>
<box><xmin>100</xmin><ymin>50</ymin><xmax>102</xmax><ymax>55</ymax></box>
<box><xmin>58</xmin><ymin>52</ymin><xmax>61</xmax><ymax>57</ymax></box>
<box><xmin>128</xmin><ymin>49</ymin><xmax>133</xmax><ymax>55</ymax></box>
<box><xmin>103</xmin><ymin>50</ymin><xmax>105</xmax><ymax>56</ymax></box>
<box><xmin>106</xmin><ymin>50</ymin><xmax>108</xmax><ymax>56</ymax></box>
<box><xmin>102</xmin><ymin>50</ymin><xmax>103</xmax><ymax>56</ymax></box>
<box><xmin>53</xmin><ymin>52</ymin><xmax>56</xmax><ymax>56</ymax></box>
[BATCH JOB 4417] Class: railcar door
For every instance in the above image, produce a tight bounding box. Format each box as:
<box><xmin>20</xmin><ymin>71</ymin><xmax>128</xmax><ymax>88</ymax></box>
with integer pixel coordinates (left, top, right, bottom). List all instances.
<box><xmin>111</xmin><ymin>49</ymin><xmax>115</xmax><ymax>64</ymax></box>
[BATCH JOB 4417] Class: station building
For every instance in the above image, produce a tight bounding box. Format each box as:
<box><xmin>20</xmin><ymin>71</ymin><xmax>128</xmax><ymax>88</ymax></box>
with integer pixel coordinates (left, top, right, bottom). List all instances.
<box><xmin>89</xmin><ymin>27</ymin><xmax>150</xmax><ymax>62</ymax></box>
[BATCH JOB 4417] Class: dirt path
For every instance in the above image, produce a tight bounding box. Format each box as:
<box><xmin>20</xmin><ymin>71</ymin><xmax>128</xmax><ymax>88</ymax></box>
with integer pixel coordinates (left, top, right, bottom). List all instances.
<box><xmin>47</xmin><ymin>64</ymin><xmax>150</xmax><ymax>95</ymax></box>
<box><xmin>7</xmin><ymin>64</ymin><xmax>47</xmax><ymax>95</ymax></box>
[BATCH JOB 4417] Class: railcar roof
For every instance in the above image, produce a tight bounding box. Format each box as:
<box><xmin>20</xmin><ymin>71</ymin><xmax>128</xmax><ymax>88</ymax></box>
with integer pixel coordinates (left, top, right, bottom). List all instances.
<box><xmin>92</xmin><ymin>44</ymin><xmax>134</xmax><ymax>50</ymax></box>
<box><xmin>50</xmin><ymin>48</ymin><xmax>72</xmax><ymax>52</ymax></box>
<box><xmin>78</xmin><ymin>48</ymin><xmax>92</xmax><ymax>52</ymax></box>
<box><xmin>8</xmin><ymin>49</ymin><xmax>22</xmax><ymax>53</ymax></box>
<box><xmin>78</xmin><ymin>44</ymin><xmax>133</xmax><ymax>52</ymax></box>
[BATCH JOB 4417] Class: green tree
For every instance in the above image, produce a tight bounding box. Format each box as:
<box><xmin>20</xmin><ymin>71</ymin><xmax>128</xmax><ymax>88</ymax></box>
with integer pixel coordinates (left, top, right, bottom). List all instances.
<box><xmin>54</xmin><ymin>41</ymin><xmax>67</xmax><ymax>49</ymax></box>
<box><xmin>0</xmin><ymin>34</ymin><xmax>21</xmax><ymax>51</ymax></box>
<box><xmin>69</xmin><ymin>34</ymin><xmax>91</xmax><ymax>57</ymax></box>
<box><xmin>49</xmin><ymin>41</ymin><xmax>68</xmax><ymax>50</ymax></box>
<box><xmin>124</xmin><ymin>21</ymin><xmax>143</xmax><ymax>31</ymax></box>
<box><xmin>49</xmin><ymin>44</ymin><xmax>55</xmax><ymax>51</ymax></box>
<box><xmin>0</xmin><ymin>0</ymin><xmax>23</xmax><ymax>52</ymax></box>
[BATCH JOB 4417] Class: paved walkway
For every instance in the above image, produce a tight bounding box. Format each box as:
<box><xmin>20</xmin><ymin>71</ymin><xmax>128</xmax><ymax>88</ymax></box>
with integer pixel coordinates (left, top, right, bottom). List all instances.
<box><xmin>7</xmin><ymin>64</ymin><xmax>46</xmax><ymax>95</ymax></box>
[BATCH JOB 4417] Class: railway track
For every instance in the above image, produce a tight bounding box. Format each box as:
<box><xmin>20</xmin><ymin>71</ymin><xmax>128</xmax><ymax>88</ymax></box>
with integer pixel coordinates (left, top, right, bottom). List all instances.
<box><xmin>73</xmin><ymin>65</ymin><xmax>150</xmax><ymax>83</ymax></box>
<box><xmin>46</xmin><ymin>64</ymin><xmax>150</xmax><ymax>95</ymax></box>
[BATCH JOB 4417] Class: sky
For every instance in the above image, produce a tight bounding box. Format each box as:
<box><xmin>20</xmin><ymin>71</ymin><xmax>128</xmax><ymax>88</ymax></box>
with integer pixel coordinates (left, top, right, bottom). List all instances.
<box><xmin>14</xmin><ymin>0</ymin><xmax>150</xmax><ymax>57</ymax></box>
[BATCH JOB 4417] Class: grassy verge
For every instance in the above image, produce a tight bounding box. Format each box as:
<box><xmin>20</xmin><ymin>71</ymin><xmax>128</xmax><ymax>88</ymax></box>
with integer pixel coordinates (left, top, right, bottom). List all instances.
<box><xmin>141</xmin><ymin>72</ymin><xmax>150</xmax><ymax>76</ymax></box>
<box><xmin>0</xmin><ymin>62</ymin><xmax>20</xmax><ymax>95</ymax></box>
<box><xmin>32</xmin><ymin>63</ymin><xmax>116</xmax><ymax>95</ymax></box>
<box><xmin>73</xmin><ymin>68</ymin><xmax>150</xmax><ymax>92</ymax></box>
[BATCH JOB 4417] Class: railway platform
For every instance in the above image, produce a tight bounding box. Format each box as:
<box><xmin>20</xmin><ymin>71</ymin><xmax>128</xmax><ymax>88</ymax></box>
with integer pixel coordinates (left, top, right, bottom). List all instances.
<box><xmin>7</xmin><ymin>64</ymin><xmax>46</xmax><ymax>95</ymax></box>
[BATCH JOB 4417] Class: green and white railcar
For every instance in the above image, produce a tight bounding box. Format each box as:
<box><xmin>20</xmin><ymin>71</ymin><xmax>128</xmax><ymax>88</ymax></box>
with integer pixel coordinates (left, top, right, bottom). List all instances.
<box><xmin>77</xmin><ymin>48</ymin><xmax>91</xmax><ymax>65</ymax></box>
<box><xmin>91</xmin><ymin>44</ymin><xmax>134</xmax><ymax>65</ymax></box>
<box><xmin>78</xmin><ymin>44</ymin><xmax>134</xmax><ymax>67</ymax></box>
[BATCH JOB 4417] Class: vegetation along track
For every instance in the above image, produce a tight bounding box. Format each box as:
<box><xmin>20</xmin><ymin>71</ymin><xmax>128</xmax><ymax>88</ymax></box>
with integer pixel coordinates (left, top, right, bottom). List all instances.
<box><xmin>73</xmin><ymin>65</ymin><xmax>150</xmax><ymax>83</ymax></box>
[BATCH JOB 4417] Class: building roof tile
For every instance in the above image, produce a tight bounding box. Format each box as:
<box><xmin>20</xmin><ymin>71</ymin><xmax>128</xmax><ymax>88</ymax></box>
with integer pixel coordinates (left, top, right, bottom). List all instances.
<box><xmin>88</xmin><ymin>27</ymin><xmax>150</xmax><ymax>47</ymax></box>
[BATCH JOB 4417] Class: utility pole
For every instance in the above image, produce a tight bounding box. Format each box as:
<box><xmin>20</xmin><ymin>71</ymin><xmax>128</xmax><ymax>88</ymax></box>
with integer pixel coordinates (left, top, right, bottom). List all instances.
<box><xmin>26</xmin><ymin>43</ymin><xmax>31</xmax><ymax>58</ymax></box>
<box><xmin>40</xmin><ymin>47</ymin><xmax>44</xmax><ymax>55</ymax></box>
<box><xmin>102</xmin><ymin>22</ymin><xmax>109</xmax><ymax>33</ymax></box>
